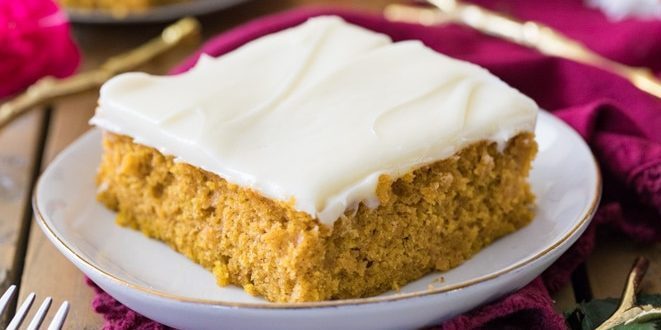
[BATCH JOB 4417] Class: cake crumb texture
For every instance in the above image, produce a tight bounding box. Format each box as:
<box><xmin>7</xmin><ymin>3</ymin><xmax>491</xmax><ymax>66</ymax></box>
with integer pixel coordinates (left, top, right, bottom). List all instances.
<box><xmin>96</xmin><ymin>132</ymin><xmax>537</xmax><ymax>302</ymax></box>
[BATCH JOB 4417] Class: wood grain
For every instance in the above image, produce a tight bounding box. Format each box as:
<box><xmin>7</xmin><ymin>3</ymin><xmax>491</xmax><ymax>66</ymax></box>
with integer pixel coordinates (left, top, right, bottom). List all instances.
<box><xmin>587</xmin><ymin>232</ymin><xmax>661</xmax><ymax>300</ymax></box>
<box><xmin>0</xmin><ymin>110</ymin><xmax>45</xmax><ymax>326</ymax></box>
<box><xmin>18</xmin><ymin>90</ymin><xmax>103</xmax><ymax>329</ymax></box>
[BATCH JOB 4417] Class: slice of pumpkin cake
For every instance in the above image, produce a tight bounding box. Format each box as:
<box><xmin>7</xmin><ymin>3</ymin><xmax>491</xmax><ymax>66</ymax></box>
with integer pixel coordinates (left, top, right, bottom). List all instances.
<box><xmin>90</xmin><ymin>16</ymin><xmax>538</xmax><ymax>303</ymax></box>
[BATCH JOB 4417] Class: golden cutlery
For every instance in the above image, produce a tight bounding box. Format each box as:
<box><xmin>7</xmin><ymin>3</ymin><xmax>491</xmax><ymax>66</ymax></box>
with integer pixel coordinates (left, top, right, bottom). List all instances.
<box><xmin>0</xmin><ymin>17</ymin><xmax>201</xmax><ymax>130</ymax></box>
<box><xmin>384</xmin><ymin>1</ymin><xmax>661</xmax><ymax>99</ymax></box>
<box><xmin>596</xmin><ymin>257</ymin><xmax>661</xmax><ymax>329</ymax></box>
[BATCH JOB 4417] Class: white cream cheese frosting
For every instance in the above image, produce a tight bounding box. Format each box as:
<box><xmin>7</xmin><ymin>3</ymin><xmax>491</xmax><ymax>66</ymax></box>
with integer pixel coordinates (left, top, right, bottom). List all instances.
<box><xmin>90</xmin><ymin>16</ymin><xmax>538</xmax><ymax>225</ymax></box>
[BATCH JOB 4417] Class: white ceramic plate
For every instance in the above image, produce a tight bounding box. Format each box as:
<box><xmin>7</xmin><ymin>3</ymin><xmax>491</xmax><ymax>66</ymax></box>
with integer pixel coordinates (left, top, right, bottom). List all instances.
<box><xmin>34</xmin><ymin>111</ymin><xmax>600</xmax><ymax>330</ymax></box>
<box><xmin>66</xmin><ymin>0</ymin><xmax>248</xmax><ymax>24</ymax></box>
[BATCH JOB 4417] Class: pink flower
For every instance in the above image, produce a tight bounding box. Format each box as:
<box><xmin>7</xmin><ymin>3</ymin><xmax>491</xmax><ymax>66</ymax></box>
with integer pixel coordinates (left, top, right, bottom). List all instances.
<box><xmin>0</xmin><ymin>0</ymin><xmax>80</xmax><ymax>99</ymax></box>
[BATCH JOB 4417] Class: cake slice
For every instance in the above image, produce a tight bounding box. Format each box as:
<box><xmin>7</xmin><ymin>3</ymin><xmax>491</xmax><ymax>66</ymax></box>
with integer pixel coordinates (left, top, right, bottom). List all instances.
<box><xmin>90</xmin><ymin>16</ymin><xmax>538</xmax><ymax>303</ymax></box>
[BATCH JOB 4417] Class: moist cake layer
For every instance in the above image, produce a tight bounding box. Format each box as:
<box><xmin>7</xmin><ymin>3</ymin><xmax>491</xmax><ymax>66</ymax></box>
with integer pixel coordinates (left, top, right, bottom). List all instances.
<box><xmin>90</xmin><ymin>16</ymin><xmax>538</xmax><ymax>223</ymax></box>
<box><xmin>97</xmin><ymin>132</ymin><xmax>537</xmax><ymax>302</ymax></box>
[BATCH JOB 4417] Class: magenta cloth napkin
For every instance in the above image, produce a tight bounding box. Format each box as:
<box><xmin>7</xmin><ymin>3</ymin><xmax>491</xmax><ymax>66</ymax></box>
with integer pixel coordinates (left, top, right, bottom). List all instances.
<box><xmin>88</xmin><ymin>1</ymin><xmax>661</xmax><ymax>329</ymax></box>
<box><xmin>0</xmin><ymin>0</ymin><xmax>80</xmax><ymax>99</ymax></box>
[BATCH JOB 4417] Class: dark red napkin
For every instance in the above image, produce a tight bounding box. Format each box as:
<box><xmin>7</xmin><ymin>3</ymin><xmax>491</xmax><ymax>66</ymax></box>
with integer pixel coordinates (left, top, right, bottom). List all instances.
<box><xmin>88</xmin><ymin>1</ymin><xmax>661</xmax><ymax>329</ymax></box>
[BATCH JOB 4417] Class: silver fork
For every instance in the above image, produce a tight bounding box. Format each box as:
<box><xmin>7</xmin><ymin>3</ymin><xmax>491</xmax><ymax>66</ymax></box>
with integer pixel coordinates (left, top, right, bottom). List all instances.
<box><xmin>0</xmin><ymin>285</ymin><xmax>69</xmax><ymax>330</ymax></box>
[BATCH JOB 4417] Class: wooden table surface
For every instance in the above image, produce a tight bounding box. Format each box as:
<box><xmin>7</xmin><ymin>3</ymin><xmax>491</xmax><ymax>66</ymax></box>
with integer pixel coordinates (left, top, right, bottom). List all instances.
<box><xmin>1</xmin><ymin>0</ymin><xmax>659</xmax><ymax>328</ymax></box>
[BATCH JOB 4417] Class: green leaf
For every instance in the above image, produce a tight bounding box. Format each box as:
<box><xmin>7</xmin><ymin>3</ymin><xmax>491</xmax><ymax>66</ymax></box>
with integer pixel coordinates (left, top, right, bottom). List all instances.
<box><xmin>564</xmin><ymin>298</ymin><xmax>618</xmax><ymax>329</ymax></box>
<box><xmin>564</xmin><ymin>295</ymin><xmax>661</xmax><ymax>330</ymax></box>
<box><xmin>613</xmin><ymin>323</ymin><xmax>659</xmax><ymax>330</ymax></box>
<box><xmin>639</xmin><ymin>296</ymin><xmax>661</xmax><ymax>306</ymax></box>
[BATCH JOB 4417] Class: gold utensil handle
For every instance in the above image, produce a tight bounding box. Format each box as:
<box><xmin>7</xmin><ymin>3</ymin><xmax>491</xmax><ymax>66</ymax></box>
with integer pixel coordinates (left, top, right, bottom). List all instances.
<box><xmin>386</xmin><ymin>1</ymin><xmax>661</xmax><ymax>99</ymax></box>
<box><xmin>384</xmin><ymin>4</ymin><xmax>451</xmax><ymax>26</ymax></box>
<box><xmin>596</xmin><ymin>257</ymin><xmax>650</xmax><ymax>330</ymax></box>
<box><xmin>0</xmin><ymin>17</ymin><xmax>201</xmax><ymax>129</ymax></box>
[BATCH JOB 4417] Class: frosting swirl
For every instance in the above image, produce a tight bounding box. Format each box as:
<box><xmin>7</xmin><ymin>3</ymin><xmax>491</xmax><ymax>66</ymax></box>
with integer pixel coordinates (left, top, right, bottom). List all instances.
<box><xmin>91</xmin><ymin>16</ymin><xmax>538</xmax><ymax>224</ymax></box>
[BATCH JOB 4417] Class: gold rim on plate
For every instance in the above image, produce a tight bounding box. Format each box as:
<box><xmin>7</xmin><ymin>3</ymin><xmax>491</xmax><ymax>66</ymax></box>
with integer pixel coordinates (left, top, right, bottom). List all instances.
<box><xmin>32</xmin><ymin>125</ymin><xmax>602</xmax><ymax>309</ymax></box>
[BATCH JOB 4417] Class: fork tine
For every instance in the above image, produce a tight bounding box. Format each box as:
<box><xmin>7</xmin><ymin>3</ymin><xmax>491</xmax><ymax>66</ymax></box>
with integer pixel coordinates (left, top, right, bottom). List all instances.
<box><xmin>0</xmin><ymin>285</ymin><xmax>16</xmax><ymax>316</ymax></box>
<box><xmin>47</xmin><ymin>301</ymin><xmax>69</xmax><ymax>330</ymax></box>
<box><xmin>7</xmin><ymin>292</ymin><xmax>36</xmax><ymax>330</ymax></box>
<box><xmin>26</xmin><ymin>296</ymin><xmax>52</xmax><ymax>330</ymax></box>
